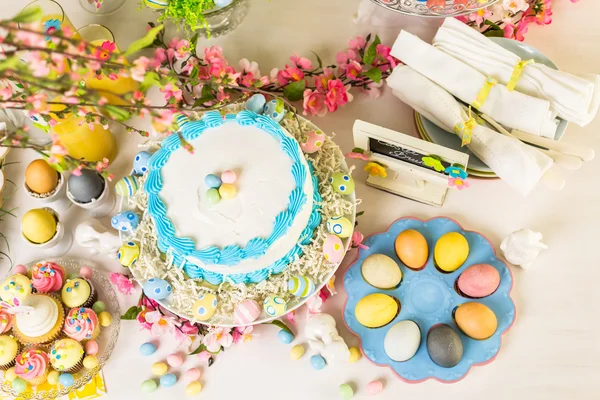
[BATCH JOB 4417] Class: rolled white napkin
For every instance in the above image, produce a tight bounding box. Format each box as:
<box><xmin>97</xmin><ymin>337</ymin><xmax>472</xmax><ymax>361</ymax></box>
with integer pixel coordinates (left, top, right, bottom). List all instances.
<box><xmin>387</xmin><ymin>65</ymin><xmax>553</xmax><ymax>196</ymax></box>
<box><xmin>433</xmin><ymin>18</ymin><xmax>600</xmax><ymax>127</ymax></box>
<box><xmin>391</xmin><ymin>30</ymin><xmax>558</xmax><ymax>139</ymax></box>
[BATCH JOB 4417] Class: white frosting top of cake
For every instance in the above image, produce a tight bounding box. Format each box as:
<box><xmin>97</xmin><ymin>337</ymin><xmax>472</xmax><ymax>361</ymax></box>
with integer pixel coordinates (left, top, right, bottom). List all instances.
<box><xmin>16</xmin><ymin>295</ymin><xmax>58</xmax><ymax>337</ymax></box>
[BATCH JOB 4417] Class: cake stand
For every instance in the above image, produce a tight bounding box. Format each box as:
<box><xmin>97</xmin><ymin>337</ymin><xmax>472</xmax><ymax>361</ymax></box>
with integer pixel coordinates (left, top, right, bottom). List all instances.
<box><xmin>369</xmin><ymin>0</ymin><xmax>499</xmax><ymax>18</ymax></box>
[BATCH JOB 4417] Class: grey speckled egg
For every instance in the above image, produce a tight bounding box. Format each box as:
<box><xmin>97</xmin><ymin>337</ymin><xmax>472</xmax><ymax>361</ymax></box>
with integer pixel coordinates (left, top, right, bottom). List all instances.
<box><xmin>427</xmin><ymin>324</ymin><xmax>463</xmax><ymax>368</ymax></box>
<box><xmin>67</xmin><ymin>169</ymin><xmax>104</xmax><ymax>203</ymax></box>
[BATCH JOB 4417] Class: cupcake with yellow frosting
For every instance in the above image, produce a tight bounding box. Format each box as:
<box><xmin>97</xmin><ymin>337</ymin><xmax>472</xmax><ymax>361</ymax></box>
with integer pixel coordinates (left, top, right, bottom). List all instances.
<box><xmin>12</xmin><ymin>295</ymin><xmax>65</xmax><ymax>345</ymax></box>
<box><xmin>0</xmin><ymin>274</ymin><xmax>32</xmax><ymax>306</ymax></box>
<box><xmin>61</xmin><ymin>278</ymin><xmax>97</xmax><ymax>309</ymax></box>
<box><xmin>0</xmin><ymin>335</ymin><xmax>20</xmax><ymax>370</ymax></box>
<box><xmin>14</xmin><ymin>348</ymin><xmax>50</xmax><ymax>385</ymax></box>
<box><xmin>49</xmin><ymin>338</ymin><xmax>84</xmax><ymax>373</ymax></box>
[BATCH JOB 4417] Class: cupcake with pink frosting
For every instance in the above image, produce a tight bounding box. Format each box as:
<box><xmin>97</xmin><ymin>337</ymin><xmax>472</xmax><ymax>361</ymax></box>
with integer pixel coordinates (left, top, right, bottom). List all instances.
<box><xmin>0</xmin><ymin>307</ymin><xmax>13</xmax><ymax>334</ymax></box>
<box><xmin>14</xmin><ymin>348</ymin><xmax>50</xmax><ymax>385</ymax></box>
<box><xmin>63</xmin><ymin>308</ymin><xmax>99</xmax><ymax>342</ymax></box>
<box><xmin>31</xmin><ymin>261</ymin><xmax>65</xmax><ymax>294</ymax></box>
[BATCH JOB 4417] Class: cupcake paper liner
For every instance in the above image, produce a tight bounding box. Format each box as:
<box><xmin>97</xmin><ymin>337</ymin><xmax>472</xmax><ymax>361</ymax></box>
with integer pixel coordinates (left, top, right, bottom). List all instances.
<box><xmin>81</xmin><ymin>279</ymin><xmax>98</xmax><ymax>309</ymax></box>
<box><xmin>0</xmin><ymin>341</ymin><xmax>20</xmax><ymax>371</ymax></box>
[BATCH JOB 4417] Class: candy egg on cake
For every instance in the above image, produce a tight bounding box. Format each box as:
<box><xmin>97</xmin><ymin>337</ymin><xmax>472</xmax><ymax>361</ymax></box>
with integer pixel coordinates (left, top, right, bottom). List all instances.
<box><xmin>143</xmin><ymin>278</ymin><xmax>172</xmax><ymax>301</ymax></box>
<box><xmin>245</xmin><ymin>94</ymin><xmax>266</xmax><ymax>114</ymax></box>
<box><xmin>111</xmin><ymin>210</ymin><xmax>140</xmax><ymax>232</ymax></box>
<box><xmin>326</xmin><ymin>216</ymin><xmax>353</xmax><ymax>238</ymax></box>
<box><xmin>330</xmin><ymin>172</ymin><xmax>355</xmax><ymax>195</ymax></box>
<box><xmin>115</xmin><ymin>175</ymin><xmax>140</xmax><ymax>197</ymax></box>
<box><xmin>192</xmin><ymin>293</ymin><xmax>217</xmax><ymax>321</ymax></box>
<box><xmin>300</xmin><ymin>130</ymin><xmax>325</xmax><ymax>154</ymax></box>
<box><xmin>233</xmin><ymin>299</ymin><xmax>261</xmax><ymax>325</ymax></box>
<box><xmin>118</xmin><ymin>241</ymin><xmax>140</xmax><ymax>268</ymax></box>
<box><xmin>263</xmin><ymin>98</ymin><xmax>286</xmax><ymax>122</ymax></box>
<box><xmin>263</xmin><ymin>295</ymin><xmax>287</xmax><ymax>317</ymax></box>
<box><xmin>288</xmin><ymin>276</ymin><xmax>315</xmax><ymax>298</ymax></box>
<box><xmin>323</xmin><ymin>234</ymin><xmax>345</xmax><ymax>263</ymax></box>
<box><xmin>133</xmin><ymin>151</ymin><xmax>152</xmax><ymax>175</ymax></box>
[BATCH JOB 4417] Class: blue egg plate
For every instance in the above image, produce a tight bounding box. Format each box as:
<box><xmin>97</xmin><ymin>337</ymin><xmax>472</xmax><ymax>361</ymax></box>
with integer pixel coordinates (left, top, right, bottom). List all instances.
<box><xmin>343</xmin><ymin>217</ymin><xmax>516</xmax><ymax>383</ymax></box>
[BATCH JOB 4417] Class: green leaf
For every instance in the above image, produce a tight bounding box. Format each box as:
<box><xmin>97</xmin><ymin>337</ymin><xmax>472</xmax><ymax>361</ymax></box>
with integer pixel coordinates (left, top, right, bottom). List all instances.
<box><xmin>190</xmin><ymin>32</ymin><xmax>200</xmax><ymax>53</ymax></box>
<box><xmin>193</xmin><ymin>85</ymin><xmax>216</xmax><ymax>107</ymax></box>
<box><xmin>351</xmin><ymin>147</ymin><xmax>365</xmax><ymax>154</ymax></box>
<box><xmin>363</xmin><ymin>67</ymin><xmax>383</xmax><ymax>84</ymax></box>
<box><xmin>483</xmin><ymin>29</ymin><xmax>505</xmax><ymax>38</ymax></box>
<box><xmin>11</xmin><ymin>5</ymin><xmax>43</xmax><ymax>23</ymax></box>
<box><xmin>103</xmin><ymin>105</ymin><xmax>131</xmax><ymax>121</ymax></box>
<box><xmin>363</xmin><ymin>35</ymin><xmax>381</xmax><ymax>65</ymax></box>
<box><xmin>123</xmin><ymin>24</ymin><xmax>164</xmax><ymax>57</ymax></box>
<box><xmin>121</xmin><ymin>306</ymin><xmax>142</xmax><ymax>320</ymax></box>
<box><xmin>283</xmin><ymin>79</ymin><xmax>306</xmax><ymax>102</ymax></box>
<box><xmin>484</xmin><ymin>19</ymin><xmax>502</xmax><ymax>30</ymax></box>
<box><xmin>189</xmin><ymin>66</ymin><xmax>199</xmax><ymax>80</ymax></box>
<box><xmin>189</xmin><ymin>343</ymin><xmax>205</xmax><ymax>355</ymax></box>
<box><xmin>0</xmin><ymin>58</ymin><xmax>20</xmax><ymax>73</ymax></box>
<box><xmin>139</xmin><ymin>71</ymin><xmax>161</xmax><ymax>92</ymax></box>
<box><xmin>311</xmin><ymin>51</ymin><xmax>323</xmax><ymax>69</ymax></box>
<box><xmin>356</xmin><ymin>211</ymin><xmax>365</xmax><ymax>218</ymax></box>
<box><xmin>266</xmin><ymin>319</ymin><xmax>293</xmax><ymax>336</ymax></box>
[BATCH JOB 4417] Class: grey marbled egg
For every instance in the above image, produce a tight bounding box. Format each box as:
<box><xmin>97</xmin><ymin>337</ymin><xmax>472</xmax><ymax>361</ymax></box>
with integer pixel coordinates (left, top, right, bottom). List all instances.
<box><xmin>427</xmin><ymin>324</ymin><xmax>463</xmax><ymax>368</ymax></box>
<box><xmin>67</xmin><ymin>169</ymin><xmax>104</xmax><ymax>203</ymax></box>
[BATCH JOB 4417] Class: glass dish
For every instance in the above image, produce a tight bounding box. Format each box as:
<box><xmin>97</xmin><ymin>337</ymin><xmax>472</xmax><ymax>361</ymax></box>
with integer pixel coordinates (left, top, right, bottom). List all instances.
<box><xmin>200</xmin><ymin>0</ymin><xmax>250</xmax><ymax>38</ymax></box>
<box><xmin>369</xmin><ymin>0</ymin><xmax>499</xmax><ymax>18</ymax></box>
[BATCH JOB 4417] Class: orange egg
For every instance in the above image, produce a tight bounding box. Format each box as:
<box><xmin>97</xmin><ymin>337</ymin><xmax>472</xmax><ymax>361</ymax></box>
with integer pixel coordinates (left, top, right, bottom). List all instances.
<box><xmin>25</xmin><ymin>159</ymin><xmax>59</xmax><ymax>194</ymax></box>
<box><xmin>455</xmin><ymin>302</ymin><xmax>497</xmax><ymax>340</ymax></box>
<box><xmin>394</xmin><ymin>229</ymin><xmax>428</xmax><ymax>269</ymax></box>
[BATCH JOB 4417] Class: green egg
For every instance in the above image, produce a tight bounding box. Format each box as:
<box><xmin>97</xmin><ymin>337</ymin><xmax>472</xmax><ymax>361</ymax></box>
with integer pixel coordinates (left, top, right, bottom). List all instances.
<box><xmin>141</xmin><ymin>379</ymin><xmax>158</xmax><ymax>393</ymax></box>
<box><xmin>92</xmin><ymin>301</ymin><xmax>106</xmax><ymax>314</ymax></box>
<box><xmin>330</xmin><ymin>172</ymin><xmax>355</xmax><ymax>195</ymax></box>
<box><xmin>206</xmin><ymin>188</ymin><xmax>221</xmax><ymax>205</ymax></box>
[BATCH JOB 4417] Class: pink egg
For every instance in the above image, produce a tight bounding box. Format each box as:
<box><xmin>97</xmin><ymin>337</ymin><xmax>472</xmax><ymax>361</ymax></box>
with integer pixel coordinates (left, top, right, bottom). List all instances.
<box><xmin>167</xmin><ymin>354</ymin><xmax>184</xmax><ymax>368</ymax></box>
<box><xmin>323</xmin><ymin>234</ymin><xmax>345</xmax><ymax>264</ymax></box>
<box><xmin>234</xmin><ymin>299</ymin><xmax>261</xmax><ymax>325</ymax></box>
<box><xmin>184</xmin><ymin>368</ymin><xmax>201</xmax><ymax>381</ymax></box>
<box><xmin>13</xmin><ymin>265</ymin><xmax>27</xmax><ymax>275</ymax></box>
<box><xmin>457</xmin><ymin>263</ymin><xmax>500</xmax><ymax>298</ymax></box>
<box><xmin>367</xmin><ymin>380</ymin><xmax>383</xmax><ymax>395</ymax></box>
<box><xmin>85</xmin><ymin>340</ymin><xmax>99</xmax><ymax>356</ymax></box>
<box><xmin>80</xmin><ymin>266</ymin><xmax>93</xmax><ymax>279</ymax></box>
<box><xmin>300</xmin><ymin>130</ymin><xmax>325</xmax><ymax>154</ymax></box>
<box><xmin>221</xmin><ymin>170</ymin><xmax>237</xmax><ymax>184</ymax></box>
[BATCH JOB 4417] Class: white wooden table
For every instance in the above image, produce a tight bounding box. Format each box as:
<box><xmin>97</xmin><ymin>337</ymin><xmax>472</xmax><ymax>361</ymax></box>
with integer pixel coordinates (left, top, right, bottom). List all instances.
<box><xmin>1</xmin><ymin>1</ymin><xmax>599</xmax><ymax>399</ymax></box>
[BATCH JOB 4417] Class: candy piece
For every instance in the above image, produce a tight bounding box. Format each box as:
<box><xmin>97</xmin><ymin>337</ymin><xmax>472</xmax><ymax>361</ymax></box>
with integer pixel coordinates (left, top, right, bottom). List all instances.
<box><xmin>59</xmin><ymin>373</ymin><xmax>75</xmax><ymax>387</ymax></box>
<box><xmin>167</xmin><ymin>354</ymin><xmax>183</xmax><ymax>367</ymax></box>
<box><xmin>339</xmin><ymin>383</ymin><xmax>354</xmax><ymax>399</ymax></box>
<box><xmin>330</xmin><ymin>172</ymin><xmax>355</xmax><ymax>195</ymax></box>
<box><xmin>263</xmin><ymin>295</ymin><xmax>287</xmax><ymax>317</ymax></box>
<box><xmin>184</xmin><ymin>368</ymin><xmax>201</xmax><ymax>381</ymax></box>
<box><xmin>287</xmin><ymin>276</ymin><xmax>315</xmax><ymax>298</ymax></box>
<box><xmin>12</xmin><ymin>377</ymin><xmax>27</xmax><ymax>394</ymax></box>
<box><xmin>206</xmin><ymin>188</ymin><xmax>221</xmax><ymax>205</ymax></box>
<box><xmin>219</xmin><ymin>183</ymin><xmax>237</xmax><ymax>200</ymax></box>
<box><xmin>13</xmin><ymin>265</ymin><xmax>27</xmax><ymax>275</ymax></box>
<box><xmin>326</xmin><ymin>216</ymin><xmax>353</xmax><ymax>238</ymax></box>
<box><xmin>367</xmin><ymin>380</ymin><xmax>383</xmax><ymax>395</ymax></box>
<box><xmin>47</xmin><ymin>370</ymin><xmax>60</xmax><ymax>385</ymax></box>
<box><xmin>233</xmin><ymin>299</ymin><xmax>261</xmax><ymax>325</ymax></box>
<box><xmin>323</xmin><ymin>234</ymin><xmax>345</xmax><ymax>263</ymax></box>
<box><xmin>160</xmin><ymin>373</ymin><xmax>177</xmax><ymax>388</ymax></box>
<box><xmin>92</xmin><ymin>301</ymin><xmax>106</xmax><ymax>314</ymax></box>
<box><xmin>310</xmin><ymin>354</ymin><xmax>326</xmax><ymax>370</ymax></box>
<box><xmin>347</xmin><ymin>347</ymin><xmax>361</xmax><ymax>363</ymax></box>
<box><xmin>118</xmin><ymin>241</ymin><xmax>140</xmax><ymax>268</ymax></box>
<box><xmin>152</xmin><ymin>362</ymin><xmax>168</xmax><ymax>376</ymax></box>
<box><xmin>246</xmin><ymin>94</ymin><xmax>266</xmax><ymax>114</ymax></box>
<box><xmin>133</xmin><ymin>151</ymin><xmax>152</xmax><ymax>175</ymax></box>
<box><xmin>98</xmin><ymin>311</ymin><xmax>112</xmax><ymax>327</ymax></box>
<box><xmin>185</xmin><ymin>381</ymin><xmax>203</xmax><ymax>396</ymax></box>
<box><xmin>4</xmin><ymin>367</ymin><xmax>17</xmax><ymax>382</ymax></box>
<box><xmin>290</xmin><ymin>344</ymin><xmax>305</xmax><ymax>360</ymax></box>
<box><xmin>140</xmin><ymin>342</ymin><xmax>157</xmax><ymax>356</ymax></box>
<box><xmin>192</xmin><ymin>294</ymin><xmax>218</xmax><ymax>321</ymax></box>
<box><xmin>263</xmin><ymin>98</ymin><xmax>286</xmax><ymax>122</ymax></box>
<box><xmin>115</xmin><ymin>175</ymin><xmax>140</xmax><ymax>197</ymax></box>
<box><xmin>111</xmin><ymin>210</ymin><xmax>140</xmax><ymax>232</ymax></box>
<box><xmin>205</xmin><ymin>174</ymin><xmax>222</xmax><ymax>189</ymax></box>
<box><xmin>277</xmin><ymin>329</ymin><xmax>294</xmax><ymax>344</ymax></box>
<box><xmin>141</xmin><ymin>379</ymin><xmax>158</xmax><ymax>393</ymax></box>
<box><xmin>143</xmin><ymin>277</ymin><xmax>172</xmax><ymax>300</ymax></box>
<box><xmin>83</xmin><ymin>355</ymin><xmax>99</xmax><ymax>369</ymax></box>
<box><xmin>300</xmin><ymin>130</ymin><xmax>326</xmax><ymax>154</ymax></box>
<box><xmin>85</xmin><ymin>340</ymin><xmax>99</xmax><ymax>355</ymax></box>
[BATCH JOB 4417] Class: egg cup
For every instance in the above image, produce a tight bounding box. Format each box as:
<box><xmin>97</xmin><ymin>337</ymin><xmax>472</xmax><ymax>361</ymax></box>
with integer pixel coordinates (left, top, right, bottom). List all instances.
<box><xmin>24</xmin><ymin>172</ymin><xmax>72</xmax><ymax>212</ymax></box>
<box><xmin>67</xmin><ymin>175</ymin><xmax>115</xmax><ymax>218</ymax></box>
<box><xmin>21</xmin><ymin>208</ymin><xmax>73</xmax><ymax>258</ymax></box>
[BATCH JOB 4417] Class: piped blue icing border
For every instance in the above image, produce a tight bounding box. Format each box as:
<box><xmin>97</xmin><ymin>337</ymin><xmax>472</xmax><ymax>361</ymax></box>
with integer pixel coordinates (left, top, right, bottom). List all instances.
<box><xmin>146</xmin><ymin>110</ymin><xmax>309</xmax><ymax>269</ymax></box>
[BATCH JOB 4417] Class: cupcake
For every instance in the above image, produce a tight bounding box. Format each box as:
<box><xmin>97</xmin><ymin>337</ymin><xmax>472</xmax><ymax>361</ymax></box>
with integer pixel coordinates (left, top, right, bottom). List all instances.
<box><xmin>61</xmin><ymin>278</ymin><xmax>97</xmax><ymax>309</ymax></box>
<box><xmin>14</xmin><ymin>348</ymin><xmax>50</xmax><ymax>385</ymax></box>
<box><xmin>63</xmin><ymin>308</ymin><xmax>99</xmax><ymax>342</ymax></box>
<box><xmin>0</xmin><ymin>274</ymin><xmax>32</xmax><ymax>306</ymax></box>
<box><xmin>31</xmin><ymin>261</ymin><xmax>66</xmax><ymax>294</ymax></box>
<box><xmin>0</xmin><ymin>335</ymin><xmax>20</xmax><ymax>370</ymax></box>
<box><xmin>13</xmin><ymin>295</ymin><xmax>65</xmax><ymax>345</ymax></box>
<box><xmin>49</xmin><ymin>338</ymin><xmax>84</xmax><ymax>373</ymax></box>
<box><xmin>0</xmin><ymin>306</ymin><xmax>14</xmax><ymax>334</ymax></box>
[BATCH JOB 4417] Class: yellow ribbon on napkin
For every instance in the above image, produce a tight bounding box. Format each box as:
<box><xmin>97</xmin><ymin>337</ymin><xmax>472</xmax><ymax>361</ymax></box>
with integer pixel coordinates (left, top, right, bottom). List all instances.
<box><xmin>454</xmin><ymin>107</ymin><xmax>477</xmax><ymax>147</ymax></box>
<box><xmin>472</xmin><ymin>77</ymin><xmax>497</xmax><ymax>110</ymax></box>
<box><xmin>507</xmin><ymin>59</ymin><xmax>535</xmax><ymax>91</ymax></box>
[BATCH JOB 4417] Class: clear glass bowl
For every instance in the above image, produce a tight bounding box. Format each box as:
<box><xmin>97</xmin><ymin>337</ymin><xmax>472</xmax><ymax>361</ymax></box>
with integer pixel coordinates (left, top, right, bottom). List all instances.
<box><xmin>200</xmin><ymin>0</ymin><xmax>250</xmax><ymax>38</ymax></box>
<box><xmin>369</xmin><ymin>0</ymin><xmax>499</xmax><ymax>18</ymax></box>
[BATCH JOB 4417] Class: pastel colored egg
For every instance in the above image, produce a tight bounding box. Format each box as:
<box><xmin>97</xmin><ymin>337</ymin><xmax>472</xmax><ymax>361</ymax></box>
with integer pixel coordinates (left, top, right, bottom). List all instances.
<box><xmin>133</xmin><ymin>151</ymin><xmax>152</xmax><ymax>175</ymax></box>
<box><xmin>455</xmin><ymin>302</ymin><xmax>498</xmax><ymax>340</ymax></box>
<box><xmin>152</xmin><ymin>362</ymin><xmax>168</xmax><ymax>376</ymax></box>
<box><xmin>115</xmin><ymin>175</ymin><xmax>140</xmax><ymax>197</ymax></box>
<box><xmin>205</xmin><ymin>174</ymin><xmax>222</xmax><ymax>189</ymax></box>
<box><xmin>98</xmin><ymin>311</ymin><xmax>113</xmax><ymax>327</ymax></box>
<box><xmin>85</xmin><ymin>340</ymin><xmax>99</xmax><ymax>355</ymax></box>
<box><xmin>395</xmin><ymin>229</ymin><xmax>429</xmax><ymax>270</ymax></box>
<box><xmin>13</xmin><ymin>265</ymin><xmax>27</xmax><ymax>276</ymax></box>
<box><xmin>184</xmin><ymin>368</ymin><xmax>201</xmax><ymax>381</ymax></box>
<box><xmin>22</xmin><ymin>208</ymin><xmax>57</xmax><ymax>244</ymax></box>
<box><xmin>287</xmin><ymin>276</ymin><xmax>315</xmax><ymax>298</ymax></box>
<box><xmin>67</xmin><ymin>169</ymin><xmax>104</xmax><ymax>203</ymax></box>
<box><xmin>367</xmin><ymin>380</ymin><xmax>383</xmax><ymax>395</ymax></box>
<box><xmin>92</xmin><ymin>301</ymin><xmax>106</xmax><ymax>314</ymax></box>
<box><xmin>25</xmin><ymin>159</ymin><xmax>58</xmax><ymax>194</ymax></box>
<box><xmin>219</xmin><ymin>183</ymin><xmax>237</xmax><ymax>200</ymax></box>
<box><xmin>141</xmin><ymin>379</ymin><xmax>158</xmax><ymax>393</ymax></box>
<box><xmin>326</xmin><ymin>216</ymin><xmax>353</xmax><ymax>238</ymax></box>
<box><xmin>339</xmin><ymin>383</ymin><xmax>354</xmax><ymax>399</ymax></box>
<box><xmin>143</xmin><ymin>0</ymin><xmax>169</xmax><ymax>10</ymax></box>
<box><xmin>310</xmin><ymin>354</ymin><xmax>326</xmax><ymax>370</ymax></box>
<box><xmin>263</xmin><ymin>98</ymin><xmax>286</xmax><ymax>122</ymax></box>
<box><xmin>221</xmin><ymin>170</ymin><xmax>237</xmax><ymax>184</ymax></box>
<box><xmin>323</xmin><ymin>234</ymin><xmax>345</xmax><ymax>264</ymax></box>
<box><xmin>246</xmin><ymin>94</ymin><xmax>266</xmax><ymax>114</ymax></box>
<box><xmin>355</xmin><ymin>294</ymin><xmax>398</xmax><ymax>328</ymax></box>
<box><xmin>59</xmin><ymin>373</ymin><xmax>75</xmax><ymax>387</ymax></box>
<box><xmin>383</xmin><ymin>320</ymin><xmax>421</xmax><ymax>362</ymax></box>
<box><xmin>47</xmin><ymin>370</ymin><xmax>60</xmax><ymax>385</ymax></box>
<box><xmin>290</xmin><ymin>344</ymin><xmax>305</xmax><ymax>360</ymax></box>
<box><xmin>263</xmin><ymin>295</ymin><xmax>287</xmax><ymax>317</ymax></box>
<box><xmin>4</xmin><ymin>367</ymin><xmax>17</xmax><ymax>382</ymax></box>
<box><xmin>83</xmin><ymin>355</ymin><xmax>99</xmax><ymax>369</ymax></box>
<box><xmin>160</xmin><ymin>373</ymin><xmax>177</xmax><ymax>388</ymax></box>
<box><xmin>434</xmin><ymin>232</ymin><xmax>469</xmax><ymax>272</ymax></box>
<box><xmin>143</xmin><ymin>277</ymin><xmax>173</xmax><ymax>300</ymax></box>
<box><xmin>427</xmin><ymin>324</ymin><xmax>463</xmax><ymax>368</ymax></box>
<box><xmin>206</xmin><ymin>188</ymin><xmax>221</xmax><ymax>205</ymax></box>
<box><xmin>140</xmin><ymin>342</ymin><xmax>157</xmax><ymax>356</ymax></box>
<box><xmin>457</xmin><ymin>264</ymin><xmax>500</xmax><ymax>298</ymax></box>
<box><xmin>329</xmin><ymin>172</ymin><xmax>355</xmax><ymax>195</ymax></box>
<box><xmin>185</xmin><ymin>381</ymin><xmax>203</xmax><ymax>396</ymax></box>
<box><xmin>118</xmin><ymin>241</ymin><xmax>140</xmax><ymax>268</ymax></box>
<box><xmin>192</xmin><ymin>293</ymin><xmax>218</xmax><ymax>321</ymax></box>
<box><xmin>347</xmin><ymin>347</ymin><xmax>361</xmax><ymax>363</ymax></box>
<box><xmin>12</xmin><ymin>377</ymin><xmax>27</xmax><ymax>394</ymax></box>
<box><xmin>300</xmin><ymin>130</ymin><xmax>326</xmax><ymax>154</ymax></box>
<box><xmin>361</xmin><ymin>254</ymin><xmax>402</xmax><ymax>290</ymax></box>
<box><xmin>80</xmin><ymin>266</ymin><xmax>93</xmax><ymax>279</ymax></box>
<box><xmin>233</xmin><ymin>299</ymin><xmax>261</xmax><ymax>325</ymax></box>
<box><xmin>277</xmin><ymin>329</ymin><xmax>294</xmax><ymax>344</ymax></box>
<box><xmin>167</xmin><ymin>354</ymin><xmax>183</xmax><ymax>367</ymax></box>
<box><xmin>214</xmin><ymin>0</ymin><xmax>233</xmax><ymax>7</ymax></box>
<box><xmin>111</xmin><ymin>210</ymin><xmax>140</xmax><ymax>232</ymax></box>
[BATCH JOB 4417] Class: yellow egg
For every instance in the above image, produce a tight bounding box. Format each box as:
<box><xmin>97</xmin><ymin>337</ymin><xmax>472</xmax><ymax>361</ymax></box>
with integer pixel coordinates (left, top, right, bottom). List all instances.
<box><xmin>455</xmin><ymin>302</ymin><xmax>497</xmax><ymax>340</ymax></box>
<box><xmin>290</xmin><ymin>344</ymin><xmax>305</xmax><ymax>360</ymax></box>
<box><xmin>218</xmin><ymin>184</ymin><xmax>237</xmax><ymax>200</ymax></box>
<box><xmin>22</xmin><ymin>208</ymin><xmax>57</xmax><ymax>244</ymax></box>
<box><xmin>47</xmin><ymin>370</ymin><xmax>60</xmax><ymax>385</ymax></box>
<box><xmin>83</xmin><ymin>355</ymin><xmax>99</xmax><ymax>369</ymax></box>
<box><xmin>98</xmin><ymin>311</ymin><xmax>113</xmax><ymax>327</ymax></box>
<box><xmin>361</xmin><ymin>254</ymin><xmax>402</xmax><ymax>289</ymax></box>
<box><xmin>4</xmin><ymin>367</ymin><xmax>17</xmax><ymax>382</ymax></box>
<box><xmin>355</xmin><ymin>293</ymin><xmax>399</xmax><ymax>328</ymax></box>
<box><xmin>348</xmin><ymin>347</ymin><xmax>361</xmax><ymax>363</ymax></box>
<box><xmin>185</xmin><ymin>381</ymin><xmax>203</xmax><ymax>396</ymax></box>
<box><xmin>151</xmin><ymin>362</ymin><xmax>168</xmax><ymax>376</ymax></box>
<box><xmin>25</xmin><ymin>159</ymin><xmax>59</xmax><ymax>194</ymax></box>
<box><xmin>434</xmin><ymin>232</ymin><xmax>469</xmax><ymax>272</ymax></box>
<box><xmin>192</xmin><ymin>293</ymin><xmax>218</xmax><ymax>321</ymax></box>
<box><xmin>395</xmin><ymin>229</ymin><xmax>428</xmax><ymax>270</ymax></box>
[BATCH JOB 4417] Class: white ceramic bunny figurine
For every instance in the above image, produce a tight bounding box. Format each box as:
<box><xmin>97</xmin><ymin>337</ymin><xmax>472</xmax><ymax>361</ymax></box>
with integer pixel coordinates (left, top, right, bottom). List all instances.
<box><xmin>304</xmin><ymin>313</ymin><xmax>350</xmax><ymax>363</ymax></box>
<box><xmin>500</xmin><ymin>229</ymin><xmax>548</xmax><ymax>269</ymax></box>
<box><xmin>75</xmin><ymin>219</ymin><xmax>121</xmax><ymax>259</ymax></box>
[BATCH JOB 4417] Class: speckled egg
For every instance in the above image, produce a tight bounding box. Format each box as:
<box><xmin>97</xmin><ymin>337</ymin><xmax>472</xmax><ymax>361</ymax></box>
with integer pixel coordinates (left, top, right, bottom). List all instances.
<box><xmin>427</xmin><ymin>324</ymin><xmax>463</xmax><ymax>368</ymax></box>
<box><xmin>383</xmin><ymin>320</ymin><xmax>421</xmax><ymax>362</ymax></box>
<box><xmin>143</xmin><ymin>0</ymin><xmax>169</xmax><ymax>10</ymax></box>
<box><xmin>395</xmin><ymin>229</ymin><xmax>428</xmax><ymax>270</ymax></box>
<box><xmin>457</xmin><ymin>264</ymin><xmax>500</xmax><ymax>298</ymax></box>
<box><xmin>263</xmin><ymin>295</ymin><xmax>287</xmax><ymax>317</ymax></box>
<box><xmin>323</xmin><ymin>234</ymin><xmax>345</xmax><ymax>263</ymax></box>
<box><xmin>192</xmin><ymin>293</ymin><xmax>218</xmax><ymax>321</ymax></box>
<box><xmin>263</xmin><ymin>98</ymin><xmax>286</xmax><ymax>122</ymax></box>
<box><xmin>118</xmin><ymin>241</ymin><xmax>140</xmax><ymax>268</ymax></box>
<box><xmin>434</xmin><ymin>232</ymin><xmax>469</xmax><ymax>272</ymax></box>
<box><xmin>25</xmin><ymin>159</ymin><xmax>58</xmax><ymax>194</ymax></box>
<box><xmin>143</xmin><ymin>278</ymin><xmax>172</xmax><ymax>300</ymax></box>
<box><xmin>455</xmin><ymin>302</ymin><xmax>497</xmax><ymax>340</ymax></box>
<box><xmin>115</xmin><ymin>175</ymin><xmax>139</xmax><ymax>197</ymax></box>
<box><xmin>361</xmin><ymin>254</ymin><xmax>402</xmax><ymax>290</ymax></box>
<box><xmin>355</xmin><ymin>293</ymin><xmax>399</xmax><ymax>328</ymax></box>
<box><xmin>287</xmin><ymin>276</ymin><xmax>315</xmax><ymax>298</ymax></box>
<box><xmin>111</xmin><ymin>210</ymin><xmax>140</xmax><ymax>232</ymax></box>
<box><xmin>133</xmin><ymin>151</ymin><xmax>152</xmax><ymax>175</ymax></box>
<box><xmin>245</xmin><ymin>94</ymin><xmax>266</xmax><ymax>114</ymax></box>
<box><xmin>233</xmin><ymin>299</ymin><xmax>261</xmax><ymax>325</ymax></box>
<box><xmin>67</xmin><ymin>169</ymin><xmax>104</xmax><ymax>203</ymax></box>
<box><xmin>326</xmin><ymin>216</ymin><xmax>353</xmax><ymax>238</ymax></box>
<box><xmin>329</xmin><ymin>172</ymin><xmax>355</xmax><ymax>195</ymax></box>
<box><xmin>300</xmin><ymin>130</ymin><xmax>325</xmax><ymax>154</ymax></box>
<box><xmin>22</xmin><ymin>208</ymin><xmax>57</xmax><ymax>244</ymax></box>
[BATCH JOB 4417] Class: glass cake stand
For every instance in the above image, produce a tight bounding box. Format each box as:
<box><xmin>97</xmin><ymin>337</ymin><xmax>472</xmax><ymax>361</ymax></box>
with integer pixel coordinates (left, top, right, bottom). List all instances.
<box><xmin>369</xmin><ymin>0</ymin><xmax>499</xmax><ymax>18</ymax></box>
<box><xmin>0</xmin><ymin>259</ymin><xmax>120</xmax><ymax>400</ymax></box>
